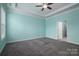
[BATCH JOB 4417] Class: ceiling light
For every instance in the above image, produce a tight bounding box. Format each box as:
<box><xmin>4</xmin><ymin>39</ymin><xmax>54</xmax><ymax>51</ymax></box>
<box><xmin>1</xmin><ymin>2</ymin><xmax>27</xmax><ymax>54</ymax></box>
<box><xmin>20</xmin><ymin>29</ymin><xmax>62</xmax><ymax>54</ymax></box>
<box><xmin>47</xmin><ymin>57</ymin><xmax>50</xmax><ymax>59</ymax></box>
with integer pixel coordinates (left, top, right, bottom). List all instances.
<box><xmin>43</xmin><ymin>4</ymin><xmax>47</xmax><ymax>8</ymax></box>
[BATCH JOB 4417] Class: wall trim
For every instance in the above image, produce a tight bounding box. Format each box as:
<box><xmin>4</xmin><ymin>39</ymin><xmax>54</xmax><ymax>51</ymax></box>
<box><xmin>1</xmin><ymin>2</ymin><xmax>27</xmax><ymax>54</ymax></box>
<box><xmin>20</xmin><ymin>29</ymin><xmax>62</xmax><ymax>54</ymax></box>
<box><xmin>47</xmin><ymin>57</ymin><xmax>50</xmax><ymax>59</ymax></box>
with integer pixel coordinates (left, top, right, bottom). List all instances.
<box><xmin>7</xmin><ymin>4</ymin><xmax>78</xmax><ymax>18</ymax></box>
<box><xmin>66</xmin><ymin>40</ymin><xmax>79</xmax><ymax>45</ymax></box>
<box><xmin>47</xmin><ymin>37</ymin><xmax>79</xmax><ymax>45</ymax></box>
<box><xmin>7</xmin><ymin>36</ymin><xmax>45</xmax><ymax>43</ymax></box>
<box><xmin>45</xmin><ymin>3</ymin><xmax>77</xmax><ymax>17</ymax></box>
<box><xmin>57</xmin><ymin>40</ymin><xmax>79</xmax><ymax>45</ymax></box>
<box><xmin>7</xmin><ymin>6</ymin><xmax>45</xmax><ymax>19</ymax></box>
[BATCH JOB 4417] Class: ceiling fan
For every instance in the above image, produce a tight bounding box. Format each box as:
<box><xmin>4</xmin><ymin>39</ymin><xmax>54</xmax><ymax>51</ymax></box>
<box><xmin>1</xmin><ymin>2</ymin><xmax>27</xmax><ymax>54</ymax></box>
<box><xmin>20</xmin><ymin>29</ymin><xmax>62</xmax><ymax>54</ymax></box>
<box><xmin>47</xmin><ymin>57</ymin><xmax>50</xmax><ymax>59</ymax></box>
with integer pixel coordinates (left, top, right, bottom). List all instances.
<box><xmin>36</xmin><ymin>3</ymin><xmax>53</xmax><ymax>11</ymax></box>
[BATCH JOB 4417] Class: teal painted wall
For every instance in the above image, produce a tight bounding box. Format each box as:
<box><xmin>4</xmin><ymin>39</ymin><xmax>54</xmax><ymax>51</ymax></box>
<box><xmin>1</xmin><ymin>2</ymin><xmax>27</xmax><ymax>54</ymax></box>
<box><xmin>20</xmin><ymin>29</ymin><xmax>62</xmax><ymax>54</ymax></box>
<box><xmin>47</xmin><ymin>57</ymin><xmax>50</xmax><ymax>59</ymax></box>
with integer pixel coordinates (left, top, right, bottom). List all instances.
<box><xmin>6</xmin><ymin>12</ymin><xmax>45</xmax><ymax>43</ymax></box>
<box><xmin>1</xmin><ymin>3</ymin><xmax>79</xmax><ymax>51</ymax></box>
<box><xmin>46</xmin><ymin>7</ymin><xmax>79</xmax><ymax>44</ymax></box>
<box><xmin>0</xmin><ymin>4</ymin><xmax>7</xmax><ymax>54</ymax></box>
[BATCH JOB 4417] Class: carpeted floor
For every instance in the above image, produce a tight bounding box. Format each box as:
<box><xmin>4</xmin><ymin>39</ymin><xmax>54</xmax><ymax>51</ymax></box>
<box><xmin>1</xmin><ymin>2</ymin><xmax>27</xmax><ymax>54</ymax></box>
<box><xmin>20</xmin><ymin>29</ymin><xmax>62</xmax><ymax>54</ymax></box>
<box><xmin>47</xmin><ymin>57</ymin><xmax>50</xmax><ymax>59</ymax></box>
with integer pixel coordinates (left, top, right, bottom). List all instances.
<box><xmin>0</xmin><ymin>37</ymin><xmax>79</xmax><ymax>56</ymax></box>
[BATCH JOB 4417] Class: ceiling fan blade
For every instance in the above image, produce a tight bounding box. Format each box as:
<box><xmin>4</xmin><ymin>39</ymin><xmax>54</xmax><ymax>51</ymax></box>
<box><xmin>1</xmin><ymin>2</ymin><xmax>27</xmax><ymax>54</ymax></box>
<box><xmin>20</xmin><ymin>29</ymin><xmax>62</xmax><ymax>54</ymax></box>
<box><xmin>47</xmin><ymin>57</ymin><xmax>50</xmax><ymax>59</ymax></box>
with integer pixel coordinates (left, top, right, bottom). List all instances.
<box><xmin>47</xmin><ymin>3</ymin><xmax>53</xmax><ymax>5</ymax></box>
<box><xmin>47</xmin><ymin>7</ymin><xmax>52</xmax><ymax>10</ymax></box>
<box><xmin>36</xmin><ymin>5</ymin><xmax>42</xmax><ymax>7</ymax></box>
<box><xmin>41</xmin><ymin>8</ymin><xmax>44</xmax><ymax>11</ymax></box>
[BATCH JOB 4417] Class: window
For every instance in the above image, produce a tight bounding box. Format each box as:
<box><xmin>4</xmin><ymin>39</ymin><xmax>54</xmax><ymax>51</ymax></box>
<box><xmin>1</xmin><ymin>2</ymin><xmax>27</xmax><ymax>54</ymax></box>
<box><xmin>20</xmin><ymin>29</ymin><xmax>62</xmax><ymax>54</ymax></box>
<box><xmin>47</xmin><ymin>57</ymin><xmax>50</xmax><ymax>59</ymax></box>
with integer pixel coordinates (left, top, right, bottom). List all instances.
<box><xmin>1</xmin><ymin>6</ymin><xmax>6</xmax><ymax>40</ymax></box>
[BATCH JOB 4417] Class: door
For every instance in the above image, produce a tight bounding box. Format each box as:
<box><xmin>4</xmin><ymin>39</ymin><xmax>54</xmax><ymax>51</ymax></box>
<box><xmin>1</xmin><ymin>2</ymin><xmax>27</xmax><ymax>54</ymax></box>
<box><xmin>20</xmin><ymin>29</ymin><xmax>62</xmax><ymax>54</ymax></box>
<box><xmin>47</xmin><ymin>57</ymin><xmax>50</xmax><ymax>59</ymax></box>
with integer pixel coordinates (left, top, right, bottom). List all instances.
<box><xmin>57</xmin><ymin>21</ymin><xmax>67</xmax><ymax>40</ymax></box>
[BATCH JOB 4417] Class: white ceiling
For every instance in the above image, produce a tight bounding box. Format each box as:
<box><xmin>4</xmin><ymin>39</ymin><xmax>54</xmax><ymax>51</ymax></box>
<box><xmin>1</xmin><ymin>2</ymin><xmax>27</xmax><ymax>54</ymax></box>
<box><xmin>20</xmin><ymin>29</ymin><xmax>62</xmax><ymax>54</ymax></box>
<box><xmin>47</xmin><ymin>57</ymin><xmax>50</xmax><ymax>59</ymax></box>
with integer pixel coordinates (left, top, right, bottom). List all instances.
<box><xmin>7</xmin><ymin>3</ymin><xmax>77</xmax><ymax>17</ymax></box>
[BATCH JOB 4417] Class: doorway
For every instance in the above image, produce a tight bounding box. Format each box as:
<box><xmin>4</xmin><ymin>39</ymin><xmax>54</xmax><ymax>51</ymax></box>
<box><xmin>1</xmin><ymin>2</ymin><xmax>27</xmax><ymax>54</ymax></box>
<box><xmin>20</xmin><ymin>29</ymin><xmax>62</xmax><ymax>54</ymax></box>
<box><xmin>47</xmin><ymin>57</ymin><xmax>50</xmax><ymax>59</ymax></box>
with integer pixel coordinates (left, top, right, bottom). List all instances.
<box><xmin>57</xmin><ymin>21</ymin><xmax>67</xmax><ymax>41</ymax></box>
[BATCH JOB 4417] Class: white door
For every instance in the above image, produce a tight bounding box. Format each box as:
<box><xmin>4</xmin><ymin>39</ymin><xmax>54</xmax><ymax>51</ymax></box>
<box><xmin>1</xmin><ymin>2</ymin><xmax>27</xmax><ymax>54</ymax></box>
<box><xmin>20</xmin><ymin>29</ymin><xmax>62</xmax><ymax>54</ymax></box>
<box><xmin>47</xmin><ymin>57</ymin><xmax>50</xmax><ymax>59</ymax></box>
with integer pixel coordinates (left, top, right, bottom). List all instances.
<box><xmin>57</xmin><ymin>21</ymin><xmax>67</xmax><ymax>40</ymax></box>
<box><xmin>57</xmin><ymin>21</ymin><xmax>63</xmax><ymax>40</ymax></box>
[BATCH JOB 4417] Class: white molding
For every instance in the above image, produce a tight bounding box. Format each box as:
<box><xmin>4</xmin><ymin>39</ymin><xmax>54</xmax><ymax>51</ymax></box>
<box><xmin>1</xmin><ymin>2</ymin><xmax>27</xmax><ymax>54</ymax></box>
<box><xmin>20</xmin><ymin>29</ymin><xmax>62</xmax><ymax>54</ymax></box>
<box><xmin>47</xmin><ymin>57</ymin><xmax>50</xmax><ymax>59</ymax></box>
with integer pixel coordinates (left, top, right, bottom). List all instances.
<box><xmin>45</xmin><ymin>3</ymin><xmax>77</xmax><ymax>17</ymax></box>
<box><xmin>66</xmin><ymin>40</ymin><xmax>79</xmax><ymax>45</ymax></box>
<box><xmin>47</xmin><ymin>37</ymin><xmax>79</xmax><ymax>45</ymax></box>
<box><xmin>57</xmin><ymin>39</ymin><xmax>79</xmax><ymax>45</ymax></box>
<box><xmin>7</xmin><ymin>3</ymin><xmax>78</xmax><ymax>18</ymax></box>
<box><xmin>7</xmin><ymin>36</ymin><xmax>45</xmax><ymax>43</ymax></box>
<box><xmin>45</xmin><ymin>5</ymin><xmax>79</xmax><ymax>20</ymax></box>
<box><xmin>8</xmin><ymin>3</ymin><xmax>77</xmax><ymax>18</ymax></box>
<box><xmin>7</xmin><ymin>6</ymin><xmax>45</xmax><ymax>18</ymax></box>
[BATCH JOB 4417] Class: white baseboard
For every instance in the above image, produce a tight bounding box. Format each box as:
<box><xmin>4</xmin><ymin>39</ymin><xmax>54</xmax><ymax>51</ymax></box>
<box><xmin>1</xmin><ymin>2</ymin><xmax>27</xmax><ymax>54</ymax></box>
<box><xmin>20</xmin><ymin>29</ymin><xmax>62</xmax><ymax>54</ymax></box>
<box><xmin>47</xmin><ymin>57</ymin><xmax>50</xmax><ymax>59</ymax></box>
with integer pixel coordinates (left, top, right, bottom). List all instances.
<box><xmin>66</xmin><ymin>40</ymin><xmax>79</xmax><ymax>45</ymax></box>
<box><xmin>47</xmin><ymin>37</ymin><xmax>79</xmax><ymax>45</ymax></box>
<box><xmin>7</xmin><ymin>36</ymin><xmax>45</xmax><ymax>43</ymax></box>
<box><xmin>7</xmin><ymin>37</ymin><xmax>79</xmax><ymax>46</ymax></box>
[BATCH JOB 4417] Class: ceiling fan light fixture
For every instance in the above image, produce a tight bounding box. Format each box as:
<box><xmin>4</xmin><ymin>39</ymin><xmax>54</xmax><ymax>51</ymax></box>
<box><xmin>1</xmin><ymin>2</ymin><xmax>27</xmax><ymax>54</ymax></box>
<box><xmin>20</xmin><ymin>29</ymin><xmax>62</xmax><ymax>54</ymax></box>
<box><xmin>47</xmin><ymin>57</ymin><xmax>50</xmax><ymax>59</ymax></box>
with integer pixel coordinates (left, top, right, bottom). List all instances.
<box><xmin>36</xmin><ymin>3</ymin><xmax>53</xmax><ymax>11</ymax></box>
<box><xmin>43</xmin><ymin>4</ymin><xmax>47</xmax><ymax>8</ymax></box>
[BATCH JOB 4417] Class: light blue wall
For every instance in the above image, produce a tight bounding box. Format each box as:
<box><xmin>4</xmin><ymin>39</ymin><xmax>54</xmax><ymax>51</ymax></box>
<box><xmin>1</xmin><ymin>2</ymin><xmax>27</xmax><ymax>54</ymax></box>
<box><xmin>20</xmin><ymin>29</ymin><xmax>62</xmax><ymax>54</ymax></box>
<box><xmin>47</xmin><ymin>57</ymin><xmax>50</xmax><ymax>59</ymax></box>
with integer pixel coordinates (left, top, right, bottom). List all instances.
<box><xmin>6</xmin><ymin>12</ymin><xmax>45</xmax><ymax>43</ymax></box>
<box><xmin>0</xmin><ymin>4</ymin><xmax>7</xmax><ymax>54</ymax></box>
<box><xmin>46</xmin><ymin>7</ymin><xmax>79</xmax><ymax>44</ymax></box>
<box><xmin>1</xmin><ymin>3</ymin><xmax>79</xmax><ymax>50</ymax></box>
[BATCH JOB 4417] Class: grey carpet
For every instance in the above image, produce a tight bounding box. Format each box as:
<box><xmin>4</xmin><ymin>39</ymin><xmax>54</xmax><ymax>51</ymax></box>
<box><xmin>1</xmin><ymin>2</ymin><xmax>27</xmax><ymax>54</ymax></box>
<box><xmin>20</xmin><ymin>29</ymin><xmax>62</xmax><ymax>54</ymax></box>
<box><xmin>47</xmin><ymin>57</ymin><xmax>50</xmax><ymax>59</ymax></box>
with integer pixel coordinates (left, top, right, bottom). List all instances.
<box><xmin>1</xmin><ymin>37</ymin><xmax>79</xmax><ymax>56</ymax></box>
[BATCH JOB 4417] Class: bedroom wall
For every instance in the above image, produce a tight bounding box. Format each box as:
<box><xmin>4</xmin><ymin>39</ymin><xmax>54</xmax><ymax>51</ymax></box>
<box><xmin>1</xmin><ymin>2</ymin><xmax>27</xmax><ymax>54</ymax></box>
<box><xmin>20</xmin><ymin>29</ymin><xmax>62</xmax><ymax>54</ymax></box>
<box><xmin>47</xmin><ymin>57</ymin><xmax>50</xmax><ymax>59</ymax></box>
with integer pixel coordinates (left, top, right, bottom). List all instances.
<box><xmin>6</xmin><ymin>11</ymin><xmax>45</xmax><ymax>43</ymax></box>
<box><xmin>1</xmin><ymin>3</ymin><xmax>79</xmax><ymax>46</ymax></box>
<box><xmin>0</xmin><ymin>4</ymin><xmax>7</xmax><ymax>54</ymax></box>
<box><xmin>46</xmin><ymin>6</ymin><xmax>79</xmax><ymax>45</ymax></box>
